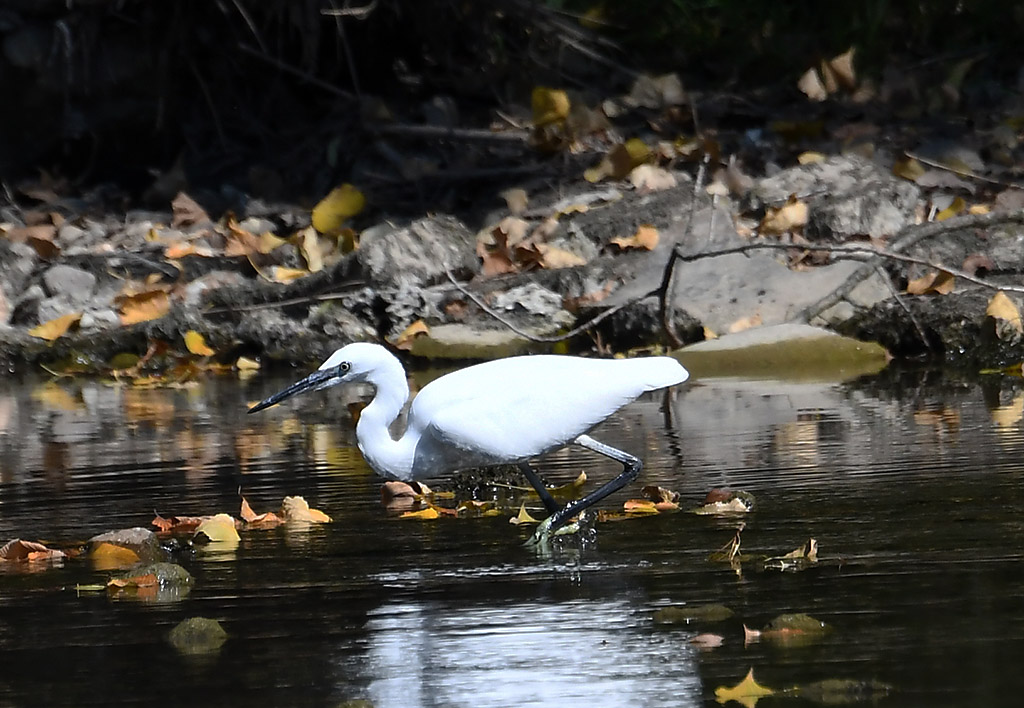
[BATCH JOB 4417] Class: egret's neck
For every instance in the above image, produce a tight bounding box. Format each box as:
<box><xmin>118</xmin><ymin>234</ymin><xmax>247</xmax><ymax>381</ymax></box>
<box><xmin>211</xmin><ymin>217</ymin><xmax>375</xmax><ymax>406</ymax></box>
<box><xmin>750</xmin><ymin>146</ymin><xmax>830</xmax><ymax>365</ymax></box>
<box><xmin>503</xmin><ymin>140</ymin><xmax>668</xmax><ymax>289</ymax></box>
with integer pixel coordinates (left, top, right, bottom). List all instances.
<box><xmin>355</xmin><ymin>358</ymin><xmax>417</xmax><ymax>480</ymax></box>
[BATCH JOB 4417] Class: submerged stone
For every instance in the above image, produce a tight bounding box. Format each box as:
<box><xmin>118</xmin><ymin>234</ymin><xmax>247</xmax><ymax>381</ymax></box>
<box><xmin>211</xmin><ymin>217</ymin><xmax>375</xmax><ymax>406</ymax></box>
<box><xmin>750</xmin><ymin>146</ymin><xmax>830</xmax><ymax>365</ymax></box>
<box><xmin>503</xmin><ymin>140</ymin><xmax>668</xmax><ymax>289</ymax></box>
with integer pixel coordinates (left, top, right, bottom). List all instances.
<box><xmin>168</xmin><ymin>617</ymin><xmax>228</xmax><ymax>655</ymax></box>
<box><xmin>653</xmin><ymin>603</ymin><xmax>735</xmax><ymax>625</ymax></box>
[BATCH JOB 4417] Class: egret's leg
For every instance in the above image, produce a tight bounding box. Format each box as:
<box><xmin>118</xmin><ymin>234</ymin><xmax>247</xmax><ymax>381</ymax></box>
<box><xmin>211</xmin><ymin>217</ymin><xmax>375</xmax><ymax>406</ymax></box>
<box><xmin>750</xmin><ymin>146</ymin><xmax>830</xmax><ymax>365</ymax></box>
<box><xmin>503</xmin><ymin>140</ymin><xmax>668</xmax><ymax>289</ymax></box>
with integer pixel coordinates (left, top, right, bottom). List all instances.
<box><xmin>518</xmin><ymin>462</ymin><xmax>561</xmax><ymax>515</ymax></box>
<box><xmin>525</xmin><ymin>434</ymin><xmax>642</xmax><ymax>546</ymax></box>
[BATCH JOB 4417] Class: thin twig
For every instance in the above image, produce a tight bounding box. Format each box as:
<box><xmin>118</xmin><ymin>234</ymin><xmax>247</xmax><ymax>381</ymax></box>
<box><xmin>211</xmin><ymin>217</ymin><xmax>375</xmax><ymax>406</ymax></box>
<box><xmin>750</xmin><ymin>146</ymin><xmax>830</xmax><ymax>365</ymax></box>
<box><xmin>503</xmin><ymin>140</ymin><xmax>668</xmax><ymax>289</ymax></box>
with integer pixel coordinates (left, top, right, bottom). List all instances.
<box><xmin>321</xmin><ymin>0</ymin><xmax>378</xmax><ymax>18</ymax></box>
<box><xmin>905</xmin><ymin>151</ymin><xmax>1023</xmax><ymax>190</ymax></box>
<box><xmin>372</xmin><ymin>123</ymin><xmax>529</xmax><ymax>142</ymax></box>
<box><xmin>443</xmin><ymin>267</ymin><xmax>647</xmax><ymax>344</ymax></box>
<box><xmin>202</xmin><ymin>287</ymin><xmax>366</xmax><ymax>316</ymax></box>
<box><xmin>876</xmin><ymin>264</ymin><xmax>934</xmax><ymax>352</ymax></box>
<box><xmin>237</xmin><ymin>43</ymin><xmax>355</xmax><ymax>101</ymax></box>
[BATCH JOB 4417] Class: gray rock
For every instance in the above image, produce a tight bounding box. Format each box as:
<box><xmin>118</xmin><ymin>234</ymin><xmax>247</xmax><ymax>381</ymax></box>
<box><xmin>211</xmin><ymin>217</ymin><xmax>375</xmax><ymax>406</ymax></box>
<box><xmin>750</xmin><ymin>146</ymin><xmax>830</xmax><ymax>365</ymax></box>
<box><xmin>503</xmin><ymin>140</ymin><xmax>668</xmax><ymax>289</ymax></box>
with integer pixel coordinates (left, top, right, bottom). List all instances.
<box><xmin>753</xmin><ymin>155</ymin><xmax>920</xmax><ymax>239</ymax></box>
<box><xmin>359</xmin><ymin>215</ymin><xmax>477</xmax><ymax>290</ymax></box>
<box><xmin>57</xmin><ymin>222</ymin><xmax>89</xmax><ymax>248</ymax></box>
<box><xmin>490</xmin><ymin>283</ymin><xmax>566</xmax><ymax>317</ymax></box>
<box><xmin>88</xmin><ymin>527</ymin><xmax>164</xmax><ymax>562</ymax></box>
<box><xmin>42</xmin><ymin>264</ymin><xmax>97</xmax><ymax>300</ymax></box>
<box><xmin>80</xmin><ymin>308</ymin><xmax>121</xmax><ymax>331</ymax></box>
<box><xmin>36</xmin><ymin>295</ymin><xmax>81</xmax><ymax>323</ymax></box>
<box><xmin>0</xmin><ymin>287</ymin><xmax>9</xmax><ymax>326</ymax></box>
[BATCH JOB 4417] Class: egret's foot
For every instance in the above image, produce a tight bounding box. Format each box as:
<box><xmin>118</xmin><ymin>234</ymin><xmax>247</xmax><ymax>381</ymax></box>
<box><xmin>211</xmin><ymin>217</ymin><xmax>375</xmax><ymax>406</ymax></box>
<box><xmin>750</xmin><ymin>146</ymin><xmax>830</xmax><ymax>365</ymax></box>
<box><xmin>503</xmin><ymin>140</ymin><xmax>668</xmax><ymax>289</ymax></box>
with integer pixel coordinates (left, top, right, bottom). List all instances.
<box><xmin>524</xmin><ymin>515</ymin><xmax>580</xmax><ymax>547</ymax></box>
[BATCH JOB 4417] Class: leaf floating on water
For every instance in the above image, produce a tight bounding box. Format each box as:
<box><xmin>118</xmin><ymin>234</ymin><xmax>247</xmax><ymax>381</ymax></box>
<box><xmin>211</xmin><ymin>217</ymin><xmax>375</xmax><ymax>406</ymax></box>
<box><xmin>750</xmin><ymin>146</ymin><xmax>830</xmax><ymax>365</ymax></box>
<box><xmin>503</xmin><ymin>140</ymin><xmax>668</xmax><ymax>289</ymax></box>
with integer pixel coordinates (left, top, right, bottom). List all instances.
<box><xmin>0</xmin><ymin>538</ymin><xmax>66</xmax><ymax>562</ymax></box>
<box><xmin>28</xmin><ymin>312</ymin><xmax>81</xmax><ymax>341</ymax></box>
<box><xmin>240</xmin><ymin>496</ymin><xmax>283</xmax><ymax>527</ymax></box>
<box><xmin>183</xmin><ymin>330</ymin><xmax>215</xmax><ymax>356</ymax></box>
<box><xmin>715</xmin><ymin>668</ymin><xmax>775</xmax><ymax>707</ymax></box>
<box><xmin>194</xmin><ymin>514</ymin><xmax>241</xmax><ymax>543</ymax></box>
<box><xmin>693</xmin><ymin>489</ymin><xmax>755</xmax><ymax>515</ymax></box>
<box><xmin>401</xmin><ymin>506</ymin><xmax>441</xmax><ymax>520</ymax></box>
<box><xmin>152</xmin><ymin>512</ymin><xmax>207</xmax><ymax>534</ymax></box>
<box><xmin>764</xmin><ymin>538</ymin><xmax>819</xmax><ymax>571</ymax></box>
<box><xmin>623</xmin><ymin>499</ymin><xmax>660</xmax><ymax>514</ymax></box>
<box><xmin>281</xmin><ymin>495</ymin><xmax>332</xmax><ymax>523</ymax></box>
<box><xmin>509</xmin><ymin>503</ymin><xmax>540</xmax><ymax>525</ymax></box>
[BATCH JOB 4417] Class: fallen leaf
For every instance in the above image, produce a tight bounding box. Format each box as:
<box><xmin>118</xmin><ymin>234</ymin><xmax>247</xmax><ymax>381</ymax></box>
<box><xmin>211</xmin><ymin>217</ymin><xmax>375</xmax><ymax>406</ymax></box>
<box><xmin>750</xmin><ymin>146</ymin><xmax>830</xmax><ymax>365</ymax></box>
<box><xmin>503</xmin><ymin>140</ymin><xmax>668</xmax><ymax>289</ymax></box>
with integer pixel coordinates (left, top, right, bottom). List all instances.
<box><xmin>296</xmin><ymin>226</ymin><xmax>325</xmax><ymax>272</ymax></box>
<box><xmin>906</xmin><ymin>270</ymin><xmax>954</xmax><ymax>295</ymax></box>
<box><xmin>118</xmin><ymin>290</ymin><xmax>171</xmax><ymax>325</ymax></box>
<box><xmin>796</xmin><ymin>151</ymin><xmax>827</xmax><ymax>165</ymax></box>
<box><xmin>531</xmin><ymin>243</ymin><xmax>587</xmax><ymax>269</ymax></box>
<box><xmin>171</xmin><ymin>192</ymin><xmax>209</xmax><ymax>228</ymax></box>
<box><xmin>798</xmin><ymin>67</ymin><xmax>828</xmax><ymax>101</ymax></box>
<box><xmin>760</xmin><ymin>195</ymin><xmax>809</xmax><ymax>235</ymax></box>
<box><xmin>584</xmin><ymin>139</ymin><xmax>651</xmax><ymax>183</ymax></box>
<box><xmin>151</xmin><ymin>513</ymin><xmax>207</xmax><ymax>534</ymax></box>
<box><xmin>258</xmin><ymin>231</ymin><xmax>288</xmax><ymax>254</ymax></box>
<box><xmin>184</xmin><ymin>330</ymin><xmax>215</xmax><ymax>356</ymax></box>
<box><xmin>715</xmin><ymin>668</ymin><xmax>775</xmax><ymax>708</ymax></box>
<box><xmin>235</xmin><ymin>356</ymin><xmax>261</xmax><ymax>371</ymax></box>
<box><xmin>28</xmin><ymin>312</ymin><xmax>81</xmax><ymax>341</ymax></box>
<box><xmin>827</xmin><ymin>47</ymin><xmax>857</xmax><ymax>91</ymax></box>
<box><xmin>401</xmin><ymin>506</ymin><xmax>441</xmax><ymax>520</ymax></box>
<box><xmin>393</xmin><ymin>320</ymin><xmax>430</xmax><ymax>351</ymax></box>
<box><xmin>311</xmin><ymin>184</ymin><xmax>365</xmax><ymax>235</ymax></box>
<box><xmin>936</xmin><ymin>196</ymin><xmax>966</xmax><ymax>221</ymax></box>
<box><xmin>628</xmin><ymin>164</ymin><xmax>677</xmax><ymax>192</ymax></box>
<box><xmin>623</xmin><ymin>499</ymin><xmax>659</xmax><ymax>514</ymax></box>
<box><xmin>240</xmin><ymin>496</ymin><xmax>284</xmax><ymax>526</ymax></box>
<box><xmin>0</xmin><ymin>539</ymin><xmax>66</xmax><ymax>561</ymax></box>
<box><xmin>531</xmin><ymin>87</ymin><xmax>571</xmax><ymax>126</ymax></box>
<box><xmin>501</xmin><ymin>188</ymin><xmax>529</xmax><ymax>215</ymax></box>
<box><xmin>194</xmin><ymin>514</ymin><xmax>241</xmax><ymax>543</ymax></box>
<box><xmin>986</xmin><ymin>291</ymin><xmax>1023</xmax><ymax>333</ymax></box>
<box><xmin>610</xmin><ymin>224</ymin><xmax>659</xmax><ymax>251</ymax></box>
<box><xmin>892</xmin><ymin>157</ymin><xmax>926</xmax><ymax>181</ymax></box>
<box><xmin>281</xmin><ymin>495</ymin><xmax>332</xmax><ymax>523</ymax></box>
<box><xmin>962</xmin><ymin>253</ymin><xmax>994</xmax><ymax>275</ymax></box>
<box><xmin>89</xmin><ymin>542</ymin><xmax>141</xmax><ymax>570</ymax></box>
<box><xmin>509</xmin><ymin>503</ymin><xmax>540</xmax><ymax>525</ymax></box>
<box><xmin>727</xmin><ymin>313</ymin><xmax>762</xmax><ymax>333</ymax></box>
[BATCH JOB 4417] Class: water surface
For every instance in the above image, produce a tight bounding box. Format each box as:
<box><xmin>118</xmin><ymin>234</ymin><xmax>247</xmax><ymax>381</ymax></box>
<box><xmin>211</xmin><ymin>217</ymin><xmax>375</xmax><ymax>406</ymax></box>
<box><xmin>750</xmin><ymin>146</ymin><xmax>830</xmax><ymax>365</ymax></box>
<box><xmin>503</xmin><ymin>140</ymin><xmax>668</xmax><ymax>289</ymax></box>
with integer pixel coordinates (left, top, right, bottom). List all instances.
<box><xmin>2</xmin><ymin>367</ymin><xmax>1024</xmax><ymax>707</ymax></box>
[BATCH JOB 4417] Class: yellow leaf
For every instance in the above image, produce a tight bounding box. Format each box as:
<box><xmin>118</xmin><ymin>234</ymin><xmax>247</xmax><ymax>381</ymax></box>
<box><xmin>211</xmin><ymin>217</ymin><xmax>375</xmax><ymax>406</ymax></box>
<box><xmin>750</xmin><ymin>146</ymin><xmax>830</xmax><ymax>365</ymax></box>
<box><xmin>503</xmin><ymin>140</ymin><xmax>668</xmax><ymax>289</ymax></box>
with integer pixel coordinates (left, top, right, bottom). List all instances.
<box><xmin>893</xmin><ymin>157</ymin><xmax>926</xmax><ymax>182</ymax></box>
<box><xmin>986</xmin><ymin>291</ymin><xmax>1023</xmax><ymax>333</ymax></box>
<box><xmin>796</xmin><ymin>151</ymin><xmax>827</xmax><ymax>165</ymax></box>
<box><xmin>119</xmin><ymin>291</ymin><xmax>170</xmax><ymax>325</ymax></box>
<box><xmin>509</xmin><ymin>503</ymin><xmax>540</xmax><ymax>526</ymax></box>
<box><xmin>536</xmin><ymin>244</ymin><xmax>587</xmax><ymax>269</ymax></box>
<box><xmin>968</xmin><ymin>204</ymin><xmax>990</xmax><ymax>215</ymax></box>
<box><xmin>194</xmin><ymin>514</ymin><xmax>241</xmax><ymax>543</ymax></box>
<box><xmin>715</xmin><ymin>668</ymin><xmax>775</xmax><ymax>708</ymax></box>
<box><xmin>760</xmin><ymin>195</ymin><xmax>809</xmax><ymax>234</ymax></box>
<box><xmin>936</xmin><ymin>196</ymin><xmax>966</xmax><ymax>221</ymax></box>
<box><xmin>183</xmin><ymin>330</ymin><xmax>215</xmax><ymax>356</ymax></box>
<box><xmin>297</xmin><ymin>227</ymin><xmax>324</xmax><ymax>272</ymax></box>
<box><xmin>610</xmin><ymin>224</ymin><xmax>659</xmax><ymax>251</ymax></box>
<box><xmin>797</xmin><ymin>68</ymin><xmax>827</xmax><ymax>101</ymax></box>
<box><xmin>401</xmin><ymin>506</ymin><xmax>440</xmax><ymax>520</ymax></box>
<box><xmin>258</xmin><ymin>232</ymin><xmax>288</xmax><ymax>254</ymax></box>
<box><xmin>235</xmin><ymin>356</ymin><xmax>261</xmax><ymax>371</ymax></box>
<box><xmin>623</xmin><ymin>499</ymin><xmax>659</xmax><ymax>514</ymax></box>
<box><xmin>89</xmin><ymin>542</ymin><xmax>140</xmax><ymax>571</ymax></box>
<box><xmin>531</xmin><ymin>87</ymin><xmax>571</xmax><ymax>126</ymax></box>
<box><xmin>311</xmin><ymin>184</ymin><xmax>365</xmax><ymax>235</ymax></box>
<box><xmin>394</xmin><ymin>320</ymin><xmax>429</xmax><ymax>351</ymax></box>
<box><xmin>28</xmin><ymin>312</ymin><xmax>81</xmax><ymax>341</ymax></box>
<box><xmin>906</xmin><ymin>270</ymin><xmax>954</xmax><ymax>295</ymax></box>
<box><xmin>585</xmin><ymin>139</ymin><xmax>651</xmax><ymax>183</ymax></box>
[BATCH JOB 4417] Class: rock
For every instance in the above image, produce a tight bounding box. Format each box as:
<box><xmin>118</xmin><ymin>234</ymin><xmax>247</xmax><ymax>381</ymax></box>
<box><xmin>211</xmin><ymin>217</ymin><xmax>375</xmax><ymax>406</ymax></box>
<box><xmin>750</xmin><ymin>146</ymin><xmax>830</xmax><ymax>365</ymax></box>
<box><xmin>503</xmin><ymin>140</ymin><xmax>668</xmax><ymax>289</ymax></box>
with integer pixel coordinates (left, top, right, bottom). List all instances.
<box><xmin>88</xmin><ymin>527</ymin><xmax>164</xmax><ymax>562</ymax></box>
<box><xmin>0</xmin><ymin>288</ymin><xmax>8</xmax><ymax>326</ymax></box>
<box><xmin>653</xmin><ymin>603</ymin><xmax>735</xmax><ymax>625</ymax></box>
<box><xmin>0</xmin><ymin>240</ymin><xmax>38</xmax><ymax>324</ymax></box>
<box><xmin>409</xmin><ymin>322</ymin><xmax>561</xmax><ymax>359</ymax></box>
<box><xmin>359</xmin><ymin>215</ymin><xmax>477</xmax><ymax>289</ymax></box>
<box><xmin>752</xmin><ymin>155</ymin><xmax>920</xmax><ymax>239</ymax></box>
<box><xmin>41</xmin><ymin>264</ymin><xmax>97</xmax><ymax>299</ymax></box>
<box><xmin>676</xmin><ymin>324</ymin><xmax>888</xmax><ymax>381</ymax></box>
<box><xmin>168</xmin><ymin>617</ymin><xmax>228</xmax><ymax>655</ymax></box>
<box><xmin>490</xmin><ymin>283</ymin><xmax>567</xmax><ymax>317</ymax></box>
<box><xmin>79</xmin><ymin>308</ymin><xmax>121</xmax><ymax>331</ymax></box>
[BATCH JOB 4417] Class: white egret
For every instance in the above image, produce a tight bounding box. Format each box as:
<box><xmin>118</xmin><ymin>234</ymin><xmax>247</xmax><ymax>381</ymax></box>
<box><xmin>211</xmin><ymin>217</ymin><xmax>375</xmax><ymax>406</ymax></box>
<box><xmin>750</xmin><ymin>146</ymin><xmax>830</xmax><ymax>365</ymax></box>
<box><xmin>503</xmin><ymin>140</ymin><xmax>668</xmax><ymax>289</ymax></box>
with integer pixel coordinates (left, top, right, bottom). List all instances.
<box><xmin>248</xmin><ymin>343</ymin><xmax>688</xmax><ymax>544</ymax></box>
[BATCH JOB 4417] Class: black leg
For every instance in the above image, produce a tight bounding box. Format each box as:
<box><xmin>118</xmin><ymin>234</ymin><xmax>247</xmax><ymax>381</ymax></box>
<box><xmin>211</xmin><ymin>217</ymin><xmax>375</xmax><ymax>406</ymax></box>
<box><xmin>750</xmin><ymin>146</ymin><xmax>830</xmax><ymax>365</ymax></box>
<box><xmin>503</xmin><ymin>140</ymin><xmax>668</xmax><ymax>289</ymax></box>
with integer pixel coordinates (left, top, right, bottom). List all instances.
<box><xmin>518</xmin><ymin>461</ymin><xmax>561</xmax><ymax>514</ymax></box>
<box><xmin>526</xmin><ymin>434</ymin><xmax>642</xmax><ymax>545</ymax></box>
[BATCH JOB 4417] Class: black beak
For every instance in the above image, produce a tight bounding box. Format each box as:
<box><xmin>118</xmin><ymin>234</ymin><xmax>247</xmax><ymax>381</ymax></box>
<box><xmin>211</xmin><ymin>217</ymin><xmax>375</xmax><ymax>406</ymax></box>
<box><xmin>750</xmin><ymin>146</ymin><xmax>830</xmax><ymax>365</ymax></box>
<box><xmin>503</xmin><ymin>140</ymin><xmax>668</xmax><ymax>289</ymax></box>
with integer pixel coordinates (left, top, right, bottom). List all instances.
<box><xmin>247</xmin><ymin>366</ymin><xmax>340</xmax><ymax>414</ymax></box>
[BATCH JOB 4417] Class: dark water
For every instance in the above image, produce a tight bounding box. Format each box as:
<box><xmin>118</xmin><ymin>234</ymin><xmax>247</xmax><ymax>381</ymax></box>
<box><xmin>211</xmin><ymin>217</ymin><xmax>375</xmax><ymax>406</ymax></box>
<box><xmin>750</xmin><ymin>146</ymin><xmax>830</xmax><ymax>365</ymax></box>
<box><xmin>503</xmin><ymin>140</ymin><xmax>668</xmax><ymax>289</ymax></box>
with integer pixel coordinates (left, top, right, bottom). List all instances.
<box><xmin>2</xmin><ymin>366</ymin><xmax>1024</xmax><ymax>707</ymax></box>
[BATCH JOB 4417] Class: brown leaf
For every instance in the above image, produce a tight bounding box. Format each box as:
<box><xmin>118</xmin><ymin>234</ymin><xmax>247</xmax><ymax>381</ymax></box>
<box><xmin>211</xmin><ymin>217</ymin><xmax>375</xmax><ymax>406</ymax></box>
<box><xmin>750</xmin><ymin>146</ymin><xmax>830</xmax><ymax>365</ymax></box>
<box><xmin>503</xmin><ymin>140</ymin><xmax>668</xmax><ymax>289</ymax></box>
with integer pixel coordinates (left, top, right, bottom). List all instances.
<box><xmin>0</xmin><ymin>539</ymin><xmax>66</xmax><ymax>561</ymax></box>
<box><xmin>906</xmin><ymin>270</ymin><xmax>954</xmax><ymax>296</ymax></box>
<box><xmin>623</xmin><ymin>499</ymin><xmax>659</xmax><ymax>514</ymax></box>
<box><xmin>240</xmin><ymin>496</ymin><xmax>284</xmax><ymax>526</ymax></box>
<box><xmin>151</xmin><ymin>513</ymin><xmax>207</xmax><ymax>534</ymax></box>
<box><xmin>962</xmin><ymin>253</ymin><xmax>994</xmax><ymax>276</ymax></box>
<box><xmin>171</xmin><ymin>192</ymin><xmax>209</xmax><ymax>228</ymax></box>
<box><xmin>500</xmin><ymin>188</ymin><xmax>529</xmax><ymax>215</ymax></box>
<box><xmin>223</xmin><ymin>219</ymin><xmax>261</xmax><ymax>257</ymax></box>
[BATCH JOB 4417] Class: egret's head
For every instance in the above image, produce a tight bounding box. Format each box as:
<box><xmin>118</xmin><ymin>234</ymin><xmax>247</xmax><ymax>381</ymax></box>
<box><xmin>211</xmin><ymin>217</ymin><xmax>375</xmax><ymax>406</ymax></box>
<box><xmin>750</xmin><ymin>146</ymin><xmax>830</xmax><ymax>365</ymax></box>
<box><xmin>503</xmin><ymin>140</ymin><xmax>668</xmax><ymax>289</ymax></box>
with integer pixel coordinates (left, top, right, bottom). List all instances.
<box><xmin>247</xmin><ymin>343</ymin><xmax>388</xmax><ymax>414</ymax></box>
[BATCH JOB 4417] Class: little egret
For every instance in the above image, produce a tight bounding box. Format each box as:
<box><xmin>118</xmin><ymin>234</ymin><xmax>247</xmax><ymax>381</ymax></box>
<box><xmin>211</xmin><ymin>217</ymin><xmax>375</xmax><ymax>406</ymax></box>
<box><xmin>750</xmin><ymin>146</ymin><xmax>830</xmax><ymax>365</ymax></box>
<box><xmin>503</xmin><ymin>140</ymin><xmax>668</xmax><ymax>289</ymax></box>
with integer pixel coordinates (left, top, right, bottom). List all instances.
<box><xmin>248</xmin><ymin>343</ymin><xmax>688</xmax><ymax>544</ymax></box>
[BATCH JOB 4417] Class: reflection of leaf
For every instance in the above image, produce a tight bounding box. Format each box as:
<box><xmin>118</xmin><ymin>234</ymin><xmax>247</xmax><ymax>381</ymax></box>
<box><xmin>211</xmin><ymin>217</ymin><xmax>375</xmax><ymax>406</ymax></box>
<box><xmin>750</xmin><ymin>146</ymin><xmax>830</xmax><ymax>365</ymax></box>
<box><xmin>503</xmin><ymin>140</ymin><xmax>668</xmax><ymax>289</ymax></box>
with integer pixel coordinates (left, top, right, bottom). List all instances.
<box><xmin>311</xmin><ymin>184</ymin><xmax>365</xmax><ymax>235</ymax></box>
<box><xmin>184</xmin><ymin>330</ymin><xmax>215</xmax><ymax>356</ymax></box>
<box><xmin>715</xmin><ymin>669</ymin><xmax>774</xmax><ymax>708</ymax></box>
<box><xmin>991</xmin><ymin>393</ymin><xmax>1024</xmax><ymax>428</ymax></box>
<box><xmin>29</xmin><ymin>312</ymin><xmax>81</xmax><ymax>341</ymax></box>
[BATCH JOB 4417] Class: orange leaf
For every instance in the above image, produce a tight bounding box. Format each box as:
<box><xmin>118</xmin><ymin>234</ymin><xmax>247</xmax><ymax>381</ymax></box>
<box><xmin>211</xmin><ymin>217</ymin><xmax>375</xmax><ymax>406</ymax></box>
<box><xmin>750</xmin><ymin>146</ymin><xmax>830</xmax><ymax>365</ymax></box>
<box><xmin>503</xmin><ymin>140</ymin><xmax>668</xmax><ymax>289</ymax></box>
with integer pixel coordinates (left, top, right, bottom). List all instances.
<box><xmin>610</xmin><ymin>224</ymin><xmax>659</xmax><ymax>251</ymax></box>
<box><xmin>28</xmin><ymin>312</ymin><xmax>81</xmax><ymax>341</ymax></box>
<box><xmin>906</xmin><ymin>270</ymin><xmax>954</xmax><ymax>296</ymax></box>
<box><xmin>183</xmin><ymin>330</ymin><xmax>215</xmax><ymax>356</ymax></box>
<box><xmin>393</xmin><ymin>320</ymin><xmax>429</xmax><ymax>351</ymax></box>
<box><xmin>118</xmin><ymin>290</ymin><xmax>170</xmax><ymax>325</ymax></box>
